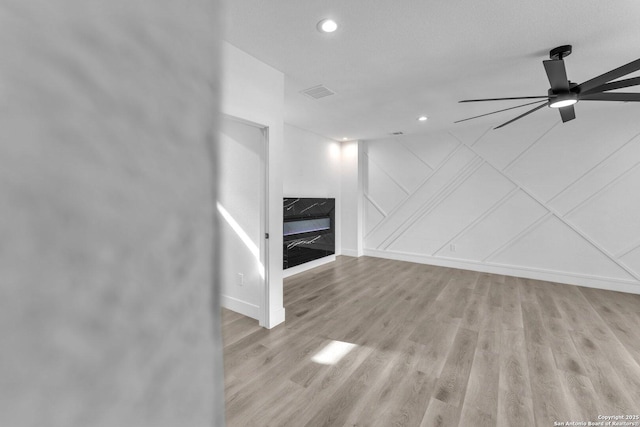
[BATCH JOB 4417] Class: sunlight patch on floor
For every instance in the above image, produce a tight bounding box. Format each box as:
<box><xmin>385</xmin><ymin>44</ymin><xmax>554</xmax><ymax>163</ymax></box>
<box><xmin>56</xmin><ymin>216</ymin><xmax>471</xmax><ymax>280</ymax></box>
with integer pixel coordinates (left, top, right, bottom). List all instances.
<box><xmin>311</xmin><ymin>340</ymin><xmax>357</xmax><ymax>365</ymax></box>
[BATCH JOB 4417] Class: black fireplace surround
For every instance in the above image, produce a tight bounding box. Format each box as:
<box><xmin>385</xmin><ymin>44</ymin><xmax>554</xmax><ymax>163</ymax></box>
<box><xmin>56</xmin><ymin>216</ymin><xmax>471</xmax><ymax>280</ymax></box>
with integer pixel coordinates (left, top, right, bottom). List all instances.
<box><xmin>283</xmin><ymin>198</ymin><xmax>335</xmax><ymax>269</ymax></box>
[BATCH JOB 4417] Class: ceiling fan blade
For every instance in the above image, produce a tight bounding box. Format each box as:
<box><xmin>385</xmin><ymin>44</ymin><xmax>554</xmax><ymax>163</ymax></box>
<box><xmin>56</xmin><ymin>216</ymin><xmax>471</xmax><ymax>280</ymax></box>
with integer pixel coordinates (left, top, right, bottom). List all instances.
<box><xmin>580</xmin><ymin>92</ymin><xmax>640</xmax><ymax>102</ymax></box>
<box><xmin>581</xmin><ymin>76</ymin><xmax>640</xmax><ymax>94</ymax></box>
<box><xmin>454</xmin><ymin>99</ymin><xmax>548</xmax><ymax>124</ymax></box>
<box><xmin>494</xmin><ymin>102</ymin><xmax>549</xmax><ymax>129</ymax></box>
<box><xmin>577</xmin><ymin>57</ymin><xmax>640</xmax><ymax>93</ymax></box>
<box><xmin>459</xmin><ymin>96</ymin><xmax>550</xmax><ymax>103</ymax></box>
<box><xmin>543</xmin><ymin>60</ymin><xmax>570</xmax><ymax>91</ymax></box>
<box><xmin>559</xmin><ymin>105</ymin><xmax>575</xmax><ymax>122</ymax></box>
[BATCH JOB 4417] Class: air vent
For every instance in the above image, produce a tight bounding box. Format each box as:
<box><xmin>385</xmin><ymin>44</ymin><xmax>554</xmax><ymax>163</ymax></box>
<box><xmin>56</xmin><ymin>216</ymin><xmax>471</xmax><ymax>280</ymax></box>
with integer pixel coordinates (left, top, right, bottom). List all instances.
<box><xmin>390</xmin><ymin>131</ymin><xmax>404</xmax><ymax>136</ymax></box>
<box><xmin>301</xmin><ymin>85</ymin><xmax>335</xmax><ymax>100</ymax></box>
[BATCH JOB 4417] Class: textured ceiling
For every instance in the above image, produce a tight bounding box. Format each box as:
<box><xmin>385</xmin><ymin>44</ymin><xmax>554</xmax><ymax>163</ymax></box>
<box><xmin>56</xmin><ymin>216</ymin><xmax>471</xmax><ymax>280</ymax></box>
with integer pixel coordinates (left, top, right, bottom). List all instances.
<box><xmin>223</xmin><ymin>0</ymin><xmax>640</xmax><ymax>141</ymax></box>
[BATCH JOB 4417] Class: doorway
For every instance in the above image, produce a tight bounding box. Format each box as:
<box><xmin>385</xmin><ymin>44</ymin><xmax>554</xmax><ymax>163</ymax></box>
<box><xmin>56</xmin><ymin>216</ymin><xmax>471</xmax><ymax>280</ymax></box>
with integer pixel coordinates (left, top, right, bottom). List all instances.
<box><xmin>218</xmin><ymin>115</ymin><xmax>269</xmax><ymax>326</ymax></box>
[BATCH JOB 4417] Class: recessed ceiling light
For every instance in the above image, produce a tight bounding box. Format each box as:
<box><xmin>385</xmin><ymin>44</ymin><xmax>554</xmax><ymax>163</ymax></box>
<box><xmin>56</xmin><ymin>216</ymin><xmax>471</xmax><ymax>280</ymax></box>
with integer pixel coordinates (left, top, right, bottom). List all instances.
<box><xmin>342</xmin><ymin>137</ymin><xmax>348</xmax><ymax>141</ymax></box>
<box><xmin>417</xmin><ymin>116</ymin><xmax>428</xmax><ymax>122</ymax></box>
<box><xmin>317</xmin><ymin>19</ymin><xmax>338</xmax><ymax>33</ymax></box>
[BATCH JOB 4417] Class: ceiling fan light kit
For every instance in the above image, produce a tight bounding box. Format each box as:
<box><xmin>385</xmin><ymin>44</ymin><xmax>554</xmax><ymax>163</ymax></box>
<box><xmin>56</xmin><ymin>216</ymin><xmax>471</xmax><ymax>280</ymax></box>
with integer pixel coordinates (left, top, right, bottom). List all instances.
<box><xmin>549</xmin><ymin>92</ymin><xmax>578</xmax><ymax>108</ymax></box>
<box><xmin>457</xmin><ymin>45</ymin><xmax>640</xmax><ymax>129</ymax></box>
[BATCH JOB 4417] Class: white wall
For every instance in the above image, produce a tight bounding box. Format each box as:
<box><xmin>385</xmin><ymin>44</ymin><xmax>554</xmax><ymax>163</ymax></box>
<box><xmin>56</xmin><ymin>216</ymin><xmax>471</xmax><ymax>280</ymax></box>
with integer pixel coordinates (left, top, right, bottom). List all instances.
<box><xmin>1</xmin><ymin>1</ymin><xmax>224</xmax><ymax>426</ymax></box>
<box><xmin>282</xmin><ymin>124</ymin><xmax>342</xmax><ymax>273</ymax></box>
<box><xmin>221</xmin><ymin>41</ymin><xmax>285</xmax><ymax>328</ymax></box>
<box><xmin>340</xmin><ymin>140</ymin><xmax>362</xmax><ymax>257</ymax></box>
<box><xmin>361</xmin><ymin>103</ymin><xmax>640</xmax><ymax>294</ymax></box>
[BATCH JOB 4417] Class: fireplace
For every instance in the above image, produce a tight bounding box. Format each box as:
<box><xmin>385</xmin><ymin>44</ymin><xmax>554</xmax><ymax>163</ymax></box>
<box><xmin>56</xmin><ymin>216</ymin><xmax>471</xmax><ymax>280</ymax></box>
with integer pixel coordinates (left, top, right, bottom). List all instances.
<box><xmin>283</xmin><ymin>198</ymin><xmax>335</xmax><ymax>269</ymax></box>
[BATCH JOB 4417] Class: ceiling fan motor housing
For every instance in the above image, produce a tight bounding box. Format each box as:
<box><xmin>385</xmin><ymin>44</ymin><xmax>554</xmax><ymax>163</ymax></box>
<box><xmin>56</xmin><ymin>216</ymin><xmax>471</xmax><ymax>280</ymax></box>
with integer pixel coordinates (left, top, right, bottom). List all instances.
<box><xmin>548</xmin><ymin>81</ymin><xmax>579</xmax><ymax>108</ymax></box>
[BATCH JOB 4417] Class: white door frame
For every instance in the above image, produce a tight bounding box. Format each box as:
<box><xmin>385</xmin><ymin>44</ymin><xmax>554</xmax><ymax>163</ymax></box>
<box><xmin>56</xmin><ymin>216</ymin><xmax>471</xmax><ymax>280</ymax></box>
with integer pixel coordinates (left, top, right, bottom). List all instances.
<box><xmin>259</xmin><ymin>126</ymin><xmax>270</xmax><ymax>328</ymax></box>
<box><xmin>221</xmin><ymin>114</ymin><xmax>270</xmax><ymax>327</ymax></box>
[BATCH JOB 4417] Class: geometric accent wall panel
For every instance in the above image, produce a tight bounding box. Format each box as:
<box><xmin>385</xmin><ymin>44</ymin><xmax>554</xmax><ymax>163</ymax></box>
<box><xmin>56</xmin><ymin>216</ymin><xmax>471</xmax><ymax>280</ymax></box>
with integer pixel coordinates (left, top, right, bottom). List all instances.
<box><xmin>363</xmin><ymin>104</ymin><xmax>640</xmax><ymax>290</ymax></box>
<box><xmin>367</xmin><ymin>139</ymin><xmax>432</xmax><ymax>193</ymax></box>
<box><xmin>470</xmin><ymin>116</ymin><xmax>555</xmax><ymax>170</ymax></box>
<box><xmin>364</xmin><ymin>154</ymin><xmax>407</xmax><ymax>215</ymax></box>
<box><xmin>506</xmin><ymin>103</ymin><xmax>640</xmax><ymax>203</ymax></box>
<box><xmin>365</xmin><ymin>197</ymin><xmax>385</xmax><ymax>235</ymax></box>
<box><xmin>400</xmin><ymin>132</ymin><xmax>459</xmax><ymax>168</ymax></box>
<box><xmin>489</xmin><ymin>216</ymin><xmax>634</xmax><ymax>280</ymax></box>
<box><xmin>565</xmin><ymin>164</ymin><xmax>640</xmax><ymax>256</ymax></box>
<box><xmin>364</xmin><ymin>146</ymin><xmax>477</xmax><ymax>248</ymax></box>
<box><xmin>448</xmin><ymin>123</ymin><xmax>489</xmax><ymax>147</ymax></box>
<box><xmin>388</xmin><ymin>163</ymin><xmax>515</xmax><ymax>255</ymax></box>
<box><xmin>621</xmin><ymin>245</ymin><xmax>640</xmax><ymax>278</ymax></box>
<box><xmin>549</xmin><ymin>133</ymin><xmax>640</xmax><ymax>216</ymax></box>
<box><xmin>435</xmin><ymin>190</ymin><xmax>547</xmax><ymax>261</ymax></box>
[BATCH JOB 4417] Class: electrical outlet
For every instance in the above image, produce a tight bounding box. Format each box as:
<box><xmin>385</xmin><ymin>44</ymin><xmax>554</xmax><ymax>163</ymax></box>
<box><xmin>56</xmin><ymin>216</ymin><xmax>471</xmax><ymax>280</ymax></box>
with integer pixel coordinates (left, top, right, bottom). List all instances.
<box><xmin>450</xmin><ymin>244</ymin><xmax>456</xmax><ymax>252</ymax></box>
<box><xmin>237</xmin><ymin>273</ymin><xmax>244</xmax><ymax>286</ymax></box>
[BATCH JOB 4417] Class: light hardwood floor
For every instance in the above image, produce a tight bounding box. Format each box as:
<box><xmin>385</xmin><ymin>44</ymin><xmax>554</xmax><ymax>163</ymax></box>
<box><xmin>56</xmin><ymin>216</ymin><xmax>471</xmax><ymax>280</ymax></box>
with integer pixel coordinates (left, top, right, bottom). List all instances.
<box><xmin>222</xmin><ymin>256</ymin><xmax>640</xmax><ymax>427</ymax></box>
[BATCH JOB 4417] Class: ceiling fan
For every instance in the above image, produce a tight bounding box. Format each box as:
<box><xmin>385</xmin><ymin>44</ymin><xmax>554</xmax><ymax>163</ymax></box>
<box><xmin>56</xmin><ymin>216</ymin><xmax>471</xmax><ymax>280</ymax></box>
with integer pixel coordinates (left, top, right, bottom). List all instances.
<box><xmin>456</xmin><ymin>45</ymin><xmax>640</xmax><ymax>129</ymax></box>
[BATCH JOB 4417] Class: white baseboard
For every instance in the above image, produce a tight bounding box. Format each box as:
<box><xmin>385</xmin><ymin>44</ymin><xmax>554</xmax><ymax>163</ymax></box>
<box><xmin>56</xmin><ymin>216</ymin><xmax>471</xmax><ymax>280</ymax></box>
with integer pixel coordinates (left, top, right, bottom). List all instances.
<box><xmin>221</xmin><ymin>294</ymin><xmax>261</xmax><ymax>320</ymax></box>
<box><xmin>340</xmin><ymin>248</ymin><xmax>362</xmax><ymax>257</ymax></box>
<box><xmin>363</xmin><ymin>249</ymin><xmax>640</xmax><ymax>295</ymax></box>
<box><xmin>283</xmin><ymin>254</ymin><xmax>336</xmax><ymax>278</ymax></box>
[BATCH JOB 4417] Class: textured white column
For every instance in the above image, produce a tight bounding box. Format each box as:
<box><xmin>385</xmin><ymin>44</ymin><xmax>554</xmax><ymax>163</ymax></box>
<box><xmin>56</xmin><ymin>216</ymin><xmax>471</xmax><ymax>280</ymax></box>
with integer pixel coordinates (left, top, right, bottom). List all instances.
<box><xmin>0</xmin><ymin>1</ymin><xmax>224</xmax><ymax>426</ymax></box>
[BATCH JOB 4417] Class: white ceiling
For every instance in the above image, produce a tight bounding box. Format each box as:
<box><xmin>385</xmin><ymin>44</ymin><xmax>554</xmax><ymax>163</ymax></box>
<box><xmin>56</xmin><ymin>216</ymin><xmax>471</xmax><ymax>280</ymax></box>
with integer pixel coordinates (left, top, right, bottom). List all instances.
<box><xmin>223</xmin><ymin>0</ymin><xmax>640</xmax><ymax>141</ymax></box>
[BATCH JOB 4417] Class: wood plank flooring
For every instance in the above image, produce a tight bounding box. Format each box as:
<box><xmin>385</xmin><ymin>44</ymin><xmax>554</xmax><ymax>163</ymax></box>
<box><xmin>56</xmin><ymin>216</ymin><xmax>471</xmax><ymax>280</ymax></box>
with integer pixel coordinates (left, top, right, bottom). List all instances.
<box><xmin>222</xmin><ymin>256</ymin><xmax>640</xmax><ymax>427</ymax></box>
